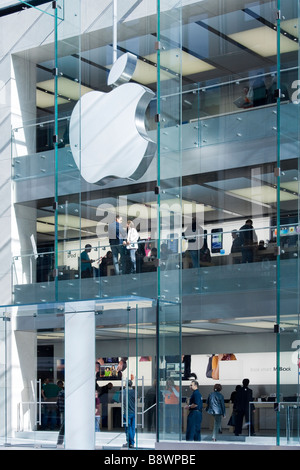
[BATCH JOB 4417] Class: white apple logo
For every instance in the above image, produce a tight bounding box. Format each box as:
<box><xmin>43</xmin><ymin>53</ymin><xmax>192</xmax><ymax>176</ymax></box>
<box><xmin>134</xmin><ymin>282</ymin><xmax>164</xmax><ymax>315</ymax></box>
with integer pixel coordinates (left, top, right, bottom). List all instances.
<box><xmin>69</xmin><ymin>53</ymin><xmax>156</xmax><ymax>185</ymax></box>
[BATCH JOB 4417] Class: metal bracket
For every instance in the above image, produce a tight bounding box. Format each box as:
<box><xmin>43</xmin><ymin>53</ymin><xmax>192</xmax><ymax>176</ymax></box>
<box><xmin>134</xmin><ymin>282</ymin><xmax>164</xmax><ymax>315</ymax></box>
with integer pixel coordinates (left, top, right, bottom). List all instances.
<box><xmin>274</xmin><ymin>167</ymin><xmax>281</xmax><ymax>177</ymax></box>
<box><xmin>274</xmin><ymin>88</ymin><xmax>281</xmax><ymax>99</ymax></box>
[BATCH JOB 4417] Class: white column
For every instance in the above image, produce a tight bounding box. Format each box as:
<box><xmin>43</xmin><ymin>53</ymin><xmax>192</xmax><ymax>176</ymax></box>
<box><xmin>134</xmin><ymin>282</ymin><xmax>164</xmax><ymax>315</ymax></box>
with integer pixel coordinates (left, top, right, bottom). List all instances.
<box><xmin>10</xmin><ymin>324</ymin><xmax>37</xmax><ymax>437</ymax></box>
<box><xmin>65</xmin><ymin>311</ymin><xmax>95</xmax><ymax>450</ymax></box>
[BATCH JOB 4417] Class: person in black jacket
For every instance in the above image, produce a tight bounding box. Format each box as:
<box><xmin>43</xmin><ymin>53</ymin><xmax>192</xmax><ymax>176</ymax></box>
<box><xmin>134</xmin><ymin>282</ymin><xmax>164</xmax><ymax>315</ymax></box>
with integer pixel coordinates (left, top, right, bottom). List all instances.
<box><xmin>234</xmin><ymin>378</ymin><xmax>255</xmax><ymax>436</ymax></box>
<box><xmin>239</xmin><ymin>219</ymin><xmax>257</xmax><ymax>263</ymax></box>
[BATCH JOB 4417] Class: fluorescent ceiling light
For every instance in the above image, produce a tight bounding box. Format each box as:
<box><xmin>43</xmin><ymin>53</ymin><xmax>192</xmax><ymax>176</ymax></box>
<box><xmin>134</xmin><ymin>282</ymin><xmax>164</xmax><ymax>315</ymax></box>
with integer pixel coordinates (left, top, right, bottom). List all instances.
<box><xmin>36</xmin><ymin>77</ymin><xmax>94</xmax><ymax>108</ymax></box>
<box><xmin>227</xmin><ymin>185</ymin><xmax>298</xmax><ymax>204</ymax></box>
<box><xmin>229</xmin><ymin>26</ymin><xmax>298</xmax><ymax>56</ymax></box>
<box><xmin>145</xmin><ymin>49</ymin><xmax>215</xmax><ymax>76</ymax></box>
<box><xmin>37</xmin><ymin>215</ymin><xmax>95</xmax><ymax>233</ymax></box>
<box><xmin>109</xmin><ymin>49</ymin><xmax>215</xmax><ymax>85</ymax></box>
<box><xmin>36</xmin><ymin>89</ymin><xmax>69</xmax><ymax>108</ymax></box>
<box><xmin>106</xmin><ymin>58</ymin><xmax>172</xmax><ymax>85</ymax></box>
<box><xmin>37</xmin><ymin>77</ymin><xmax>93</xmax><ymax>99</ymax></box>
<box><xmin>280</xmin><ymin>181</ymin><xmax>299</xmax><ymax>194</ymax></box>
<box><xmin>181</xmin><ymin>327</ymin><xmax>216</xmax><ymax>334</ymax></box>
<box><xmin>281</xmin><ymin>18</ymin><xmax>299</xmax><ymax>38</ymax></box>
<box><xmin>99</xmin><ymin>326</ymin><xmax>154</xmax><ymax>335</ymax></box>
<box><xmin>230</xmin><ymin>321</ymin><xmax>275</xmax><ymax>330</ymax></box>
<box><xmin>133</xmin><ymin>59</ymin><xmax>173</xmax><ymax>84</ymax></box>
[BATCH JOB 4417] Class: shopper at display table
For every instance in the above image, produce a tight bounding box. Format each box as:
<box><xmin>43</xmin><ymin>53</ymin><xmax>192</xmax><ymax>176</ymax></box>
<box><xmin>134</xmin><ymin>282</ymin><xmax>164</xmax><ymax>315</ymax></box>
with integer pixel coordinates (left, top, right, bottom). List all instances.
<box><xmin>80</xmin><ymin>244</ymin><xmax>98</xmax><ymax>278</ymax></box>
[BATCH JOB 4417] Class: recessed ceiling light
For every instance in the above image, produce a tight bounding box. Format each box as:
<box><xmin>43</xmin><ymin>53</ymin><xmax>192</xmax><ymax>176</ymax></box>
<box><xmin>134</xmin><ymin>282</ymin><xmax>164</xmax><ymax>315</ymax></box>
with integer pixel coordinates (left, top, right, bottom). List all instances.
<box><xmin>229</xmin><ymin>26</ymin><xmax>298</xmax><ymax>57</ymax></box>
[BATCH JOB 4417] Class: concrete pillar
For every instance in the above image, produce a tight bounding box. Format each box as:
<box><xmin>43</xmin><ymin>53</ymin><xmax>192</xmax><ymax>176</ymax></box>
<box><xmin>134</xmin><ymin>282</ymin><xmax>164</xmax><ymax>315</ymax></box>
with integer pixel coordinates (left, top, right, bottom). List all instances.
<box><xmin>10</xmin><ymin>322</ymin><xmax>37</xmax><ymax>437</ymax></box>
<box><xmin>64</xmin><ymin>310</ymin><xmax>95</xmax><ymax>450</ymax></box>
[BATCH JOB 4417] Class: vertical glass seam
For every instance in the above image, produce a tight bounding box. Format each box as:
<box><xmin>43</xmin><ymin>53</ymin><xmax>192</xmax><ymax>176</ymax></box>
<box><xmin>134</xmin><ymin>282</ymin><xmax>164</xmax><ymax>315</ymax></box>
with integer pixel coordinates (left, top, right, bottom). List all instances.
<box><xmin>54</xmin><ymin>2</ymin><xmax>59</xmax><ymax>301</ymax></box>
<box><xmin>156</xmin><ymin>0</ymin><xmax>160</xmax><ymax>444</ymax></box>
<box><xmin>276</xmin><ymin>0</ymin><xmax>281</xmax><ymax>447</ymax></box>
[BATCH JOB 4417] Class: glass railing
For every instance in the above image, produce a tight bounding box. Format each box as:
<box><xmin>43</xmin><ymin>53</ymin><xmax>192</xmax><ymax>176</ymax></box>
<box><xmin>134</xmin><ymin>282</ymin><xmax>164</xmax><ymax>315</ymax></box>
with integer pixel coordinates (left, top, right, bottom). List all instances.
<box><xmin>12</xmin><ymin>116</ymin><xmax>74</xmax><ymax>181</ymax></box>
<box><xmin>179</xmin><ymin>67</ymin><xmax>297</xmax><ymax>123</ymax></box>
<box><xmin>11</xmin><ymin>226</ymin><xmax>299</xmax><ymax>306</ymax></box>
<box><xmin>12</xmin><ymin>240</ymin><xmax>159</xmax><ymax>305</ymax></box>
<box><xmin>247</xmin><ymin>401</ymin><xmax>300</xmax><ymax>446</ymax></box>
<box><xmin>11</xmin><ymin>104</ymin><xmax>285</xmax><ymax>180</ymax></box>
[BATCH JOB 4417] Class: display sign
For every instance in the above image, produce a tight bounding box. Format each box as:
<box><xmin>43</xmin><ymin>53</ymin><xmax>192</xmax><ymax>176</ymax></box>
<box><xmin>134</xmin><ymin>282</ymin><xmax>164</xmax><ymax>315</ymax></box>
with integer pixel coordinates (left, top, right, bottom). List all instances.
<box><xmin>191</xmin><ymin>352</ymin><xmax>299</xmax><ymax>385</ymax></box>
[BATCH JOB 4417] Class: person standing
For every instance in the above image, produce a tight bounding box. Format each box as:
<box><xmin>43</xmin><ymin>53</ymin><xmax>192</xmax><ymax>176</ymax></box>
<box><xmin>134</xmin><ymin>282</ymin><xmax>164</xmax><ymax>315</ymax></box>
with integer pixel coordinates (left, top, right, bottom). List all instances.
<box><xmin>163</xmin><ymin>377</ymin><xmax>180</xmax><ymax>434</ymax></box>
<box><xmin>239</xmin><ymin>219</ymin><xmax>257</xmax><ymax>263</ymax></box>
<box><xmin>108</xmin><ymin>215</ymin><xmax>127</xmax><ymax>275</ymax></box>
<box><xmin>95</xmin><ymin>391</ymin><xmax>101</xmax><ymax>432</ymax></box>
<box><xmin>126</xmin><ymin>220</ymin><xmax>139</xmax><ymax>273</ymax></box>
<box><xmin>145</xmin><ymin>380</ymin><xmax>157</xmax><ymax>432</ymax></box>
<box><xmin>234</xmin><ymin>378</ymin><xmax>255</xmax><ymax>436</ymax></box>
<box><xmin>56</xmin><ymin>385</ymin><xmax>65</xmax><ymax>446</ymax></box>
<box><xmin>228</xmin><ymin>384</ymin><xmax>242</xmax><ymax>432</ymax></box>
<box><xmin>80</xmin><ymin>244</ymin><xmax>96</xmax><ymax>278</ymax></box>
<box><xmin>231</xmin><ymin>230</ymin><xmax>242</xmax><ymax>254</ymax></box>
<box><xmin>185</xmin><ymin>380</ymin><xmax>203</xmax><ymax>441</ymax></box>
<box><xmin>206</xmin><ymin>383</ymin><xmax>226</xmax><ymax>441</ymax></box>
<box><xmin>42</xmin><ymin>377</ymin><xmax>61</xmax><ymax>430</ymax></box>
<box><xmin>184</xmin><ymin>217</ymin><xmax>204</xmax><ymax>268</ymax></box>
<box><xmin>122</xmin><ymin>380</ymin><xmax>136</xmax><ymax>448</ymax></box>
<box><xmin>97</xmin><ymin>382</ymin><xmax>113</xmax><ymax>428</ymax></box>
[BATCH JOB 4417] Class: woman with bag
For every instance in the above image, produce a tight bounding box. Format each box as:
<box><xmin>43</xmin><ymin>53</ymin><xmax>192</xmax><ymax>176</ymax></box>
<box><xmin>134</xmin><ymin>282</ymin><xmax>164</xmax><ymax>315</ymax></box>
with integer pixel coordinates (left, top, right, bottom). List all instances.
<box><xmin>206</xmin><ymin>383</ymin><xmax>226</xmax><ymax>441</ymax></box>
<box><xmin>126</xmin><ymin>220</ymin><xmax>139</xmax><ymax>273</ymax></box>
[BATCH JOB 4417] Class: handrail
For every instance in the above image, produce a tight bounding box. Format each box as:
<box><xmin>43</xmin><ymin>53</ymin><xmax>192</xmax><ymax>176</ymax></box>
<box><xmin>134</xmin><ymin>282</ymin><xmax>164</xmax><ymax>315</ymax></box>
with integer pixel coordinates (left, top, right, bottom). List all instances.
<box><xmin>17</xmin><ymin>400</ymin><xmax>57</xmax><ymax>432</ymax></box>
<box><xmin>249</xmin><ymin>401</ymin><xmax>300</xmax><ymax>443</ymax></box>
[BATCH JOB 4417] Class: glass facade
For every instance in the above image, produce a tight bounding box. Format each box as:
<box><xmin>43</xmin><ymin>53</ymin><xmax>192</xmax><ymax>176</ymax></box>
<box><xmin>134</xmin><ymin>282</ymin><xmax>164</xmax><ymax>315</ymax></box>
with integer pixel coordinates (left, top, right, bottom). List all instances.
<box><xmin>0</xmin><ymin>0</ymin><xmax>299</xmax><ymax>449</ymax></box>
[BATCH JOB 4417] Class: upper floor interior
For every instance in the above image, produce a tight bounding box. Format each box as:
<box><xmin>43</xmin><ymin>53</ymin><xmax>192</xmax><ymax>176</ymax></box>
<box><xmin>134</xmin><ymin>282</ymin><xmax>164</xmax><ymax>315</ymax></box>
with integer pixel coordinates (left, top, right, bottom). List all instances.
<box><xmin>0</xmin><ymin>1</ymin><xmax>297</xmax><ymax>333</ymax></box>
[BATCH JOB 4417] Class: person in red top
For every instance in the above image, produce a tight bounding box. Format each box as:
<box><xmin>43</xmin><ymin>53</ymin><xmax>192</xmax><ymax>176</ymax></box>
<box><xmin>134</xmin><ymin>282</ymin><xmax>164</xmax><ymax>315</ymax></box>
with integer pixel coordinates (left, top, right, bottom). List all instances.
<box><xmin>163</xmin><ymin>378</ymin><xmax>180</xmax><ymax>434</ymax></box>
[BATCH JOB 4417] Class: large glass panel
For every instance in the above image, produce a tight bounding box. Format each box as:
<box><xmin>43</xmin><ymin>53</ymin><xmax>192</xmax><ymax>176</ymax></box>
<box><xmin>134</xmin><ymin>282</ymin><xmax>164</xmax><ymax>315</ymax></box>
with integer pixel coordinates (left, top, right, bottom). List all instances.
<box><xmin>173</xmin><ymin>0</ymin><xmax>285</xmax><ymax>446</ymax></box>
<box><xmin>11</xmin><ymin>1</ymin><xmax>59</xmax><ymax>305</ymax></box>
<box><xmin>55</xmin><ymin>0</ymin><xmax>81</xmax><ymax>302</ymax></box>
<box><xmin>157</xmin><ymin>0</ymin><xmax>183</xmax><ymax>442</ymax></box>
<box><xmin>7</xmin><ymin>1</ymin><xmax>59</xmax><ymax>448</ymax></box>
<box><xmin>11</xmin><ymin>0</ymin><xmax>158</xmax><ymax>308</ymax></box>
<box><xmin>278</xmin><ymin>0</ymin><xmax>300</xmax><ymax>446</ymax></box>
<box><xmin>5</xmin><ymin>0</ymin><xmax>300</xmax><ymax>450</ymax></box>
<box><xmin>94</xmin><ymin>298</ymin><xmax>155</xmax><ymax>449</ymax></box>
<box><xmin>1</xmin><ymin>303</ymin><xmax>65</xmax><ymax>448</ymax></box>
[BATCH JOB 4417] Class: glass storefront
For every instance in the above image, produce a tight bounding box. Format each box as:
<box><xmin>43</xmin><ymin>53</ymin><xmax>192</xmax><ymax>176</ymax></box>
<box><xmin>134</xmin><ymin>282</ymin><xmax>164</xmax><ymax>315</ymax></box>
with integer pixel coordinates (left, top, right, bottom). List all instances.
<box><xmin>0</xmin><ymin>0</ymin><xmax>299</xmax><ymax>448</ymax></box>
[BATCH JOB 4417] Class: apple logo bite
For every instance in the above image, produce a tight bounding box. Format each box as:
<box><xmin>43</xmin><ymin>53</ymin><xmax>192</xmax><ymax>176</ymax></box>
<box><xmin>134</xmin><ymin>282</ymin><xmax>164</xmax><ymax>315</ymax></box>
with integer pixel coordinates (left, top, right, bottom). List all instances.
<box><xmin>69</xmin><ymin>53</ymin><xmax>156</xmax><ymax>185</ymax></box>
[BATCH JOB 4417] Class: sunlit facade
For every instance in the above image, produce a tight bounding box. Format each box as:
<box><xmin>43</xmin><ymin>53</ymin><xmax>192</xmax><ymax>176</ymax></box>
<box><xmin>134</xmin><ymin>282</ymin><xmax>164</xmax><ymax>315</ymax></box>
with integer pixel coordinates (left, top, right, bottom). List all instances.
<box><xmin>0</xmin><ymin>0</ymin><xmax>299</xmax><ymax>450</ymax></box>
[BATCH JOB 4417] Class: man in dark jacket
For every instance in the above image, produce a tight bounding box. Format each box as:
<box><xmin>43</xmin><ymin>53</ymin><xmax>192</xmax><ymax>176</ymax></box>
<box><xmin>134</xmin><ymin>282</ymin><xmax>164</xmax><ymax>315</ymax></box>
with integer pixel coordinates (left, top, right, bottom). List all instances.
<box><xmin>239</xmin><ymin>219</ymin><xmax>257</xmax><ymax>263</ymax></box>
<box><xmin>108</xmin><ymin>215</ymin><xmax>127</xmax><ymax>275</ymax></box>
<box><xmin>234</xmin><ymin>378</ymin><xmax>255</xmax><ymax>436</ymax></box>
